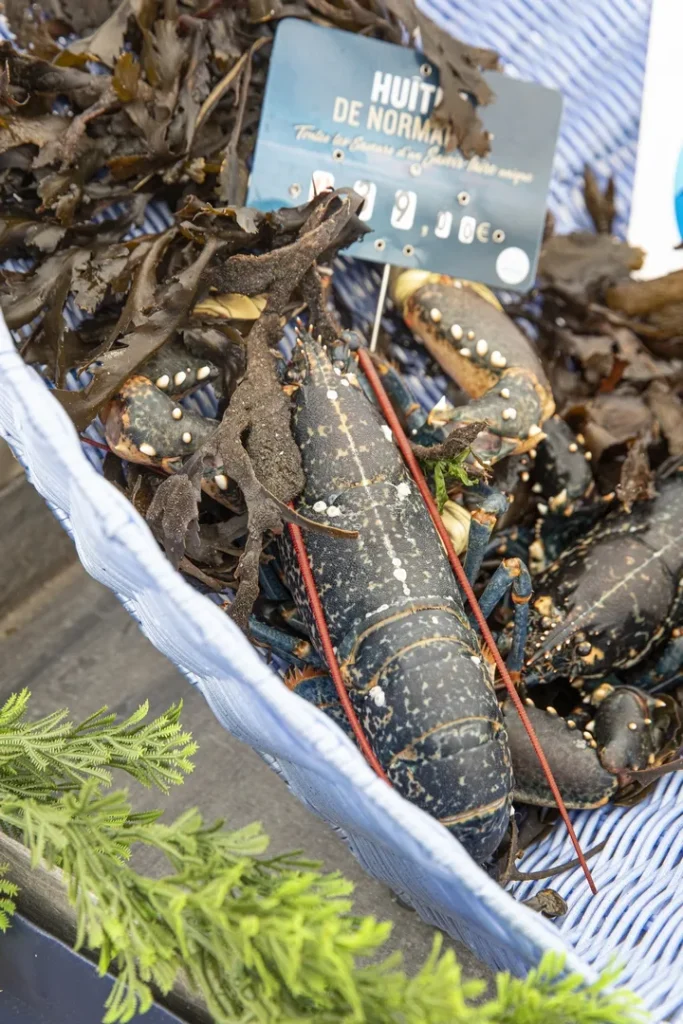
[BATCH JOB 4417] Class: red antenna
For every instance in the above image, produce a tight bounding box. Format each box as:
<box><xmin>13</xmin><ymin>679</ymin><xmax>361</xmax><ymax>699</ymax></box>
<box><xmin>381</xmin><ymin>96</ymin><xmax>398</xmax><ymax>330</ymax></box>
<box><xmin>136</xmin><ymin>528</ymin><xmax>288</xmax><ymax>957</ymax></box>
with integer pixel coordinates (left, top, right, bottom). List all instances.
<box><xmin>79</xmin><ymin>435</ymin><xmax>110</xmax><ymax>452</ymax></box>
<box><xmin>287</xmin><ymin>517</ymin><xmax>390</xmax><ymax>783</ymax></box>
<box><xmin>356</xmin><ymin>347</ymin><xmax>597</xmax><ymax>894</ymax></box>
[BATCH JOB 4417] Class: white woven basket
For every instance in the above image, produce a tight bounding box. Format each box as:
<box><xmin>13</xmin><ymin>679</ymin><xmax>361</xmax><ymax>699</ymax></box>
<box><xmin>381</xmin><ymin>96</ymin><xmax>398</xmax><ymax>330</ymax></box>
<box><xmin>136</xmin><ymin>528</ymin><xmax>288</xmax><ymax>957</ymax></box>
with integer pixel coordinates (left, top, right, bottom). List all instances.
<box><xmin>3</xmin><ymin>2</ymin><xmax>683</xmax><ymax>1021</ymax></box>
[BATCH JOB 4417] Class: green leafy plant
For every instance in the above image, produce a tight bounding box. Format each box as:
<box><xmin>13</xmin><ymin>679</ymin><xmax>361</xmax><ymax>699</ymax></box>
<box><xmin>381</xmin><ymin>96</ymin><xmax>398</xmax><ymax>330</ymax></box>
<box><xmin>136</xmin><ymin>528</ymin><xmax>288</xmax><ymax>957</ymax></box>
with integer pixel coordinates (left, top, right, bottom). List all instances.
<box><xmin>0</xmin><ymin>691</ymin><xmax>646</xmax><ymax>1023</ymax></box>
<box><xmin>424</xmin><ymin>451</ymin><xmax>478</xmax><ymax>512</ymax></box>
<box><xmin>0</xmin><ymin>863</ymin><xmax>18</xmax><ymax>931</ymax></box>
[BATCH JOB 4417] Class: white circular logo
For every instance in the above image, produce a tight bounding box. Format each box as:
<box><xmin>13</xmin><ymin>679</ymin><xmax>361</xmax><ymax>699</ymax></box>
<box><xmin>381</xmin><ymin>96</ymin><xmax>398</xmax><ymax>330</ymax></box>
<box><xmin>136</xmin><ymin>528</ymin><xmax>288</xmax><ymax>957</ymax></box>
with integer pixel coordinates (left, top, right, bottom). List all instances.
<box><xmin>495</xmin><ymin>247</ymin><xmax>531</xmax><ymax>286</ymax></box>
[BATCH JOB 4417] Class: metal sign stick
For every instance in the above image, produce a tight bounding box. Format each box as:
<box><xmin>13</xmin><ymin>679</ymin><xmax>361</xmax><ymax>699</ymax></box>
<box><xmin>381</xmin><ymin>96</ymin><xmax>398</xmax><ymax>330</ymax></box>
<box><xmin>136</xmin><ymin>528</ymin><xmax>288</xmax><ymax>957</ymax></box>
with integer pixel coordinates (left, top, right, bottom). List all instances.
<box><xmin>369</xmin><ymin>263</ymin><xmax>391</xmax><ymax>352</ymax></box>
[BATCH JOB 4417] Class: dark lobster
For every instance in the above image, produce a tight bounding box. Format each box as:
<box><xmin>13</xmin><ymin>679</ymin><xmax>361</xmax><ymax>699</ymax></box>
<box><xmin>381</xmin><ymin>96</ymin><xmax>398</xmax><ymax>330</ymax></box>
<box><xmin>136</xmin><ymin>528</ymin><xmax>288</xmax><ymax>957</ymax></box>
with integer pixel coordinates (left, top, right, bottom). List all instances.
<box><xmin>276</xmin><ymin>330</ymin><xmax>520</xmax><ymax>861</ymax></box>
<box><xmin>525</xmin><ymin>467</ymin><xmax>683</xmax><ymax>695</ymax></box>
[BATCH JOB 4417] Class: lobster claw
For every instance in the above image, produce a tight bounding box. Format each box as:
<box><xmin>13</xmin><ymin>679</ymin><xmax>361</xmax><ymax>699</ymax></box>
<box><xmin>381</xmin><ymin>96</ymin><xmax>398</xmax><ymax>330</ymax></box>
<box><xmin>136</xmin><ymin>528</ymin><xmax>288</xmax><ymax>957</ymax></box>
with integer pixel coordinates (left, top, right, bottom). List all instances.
<box><xmin>392</xmin><ymin>270</ymin><xmax>554</xmax><ymax>466</ymax></box>
<box><xmin>502</xmin><ymin>702</ymin><xmax>618</xmax><ymax>809</ymax></box>
<box><xmin>441</xmin><ymin>372</ymin><xmax>548</xmax><ymax>463</ymax></box>
<box><xmin>593</xmin><ymin>686</ymin><xmax>678</xmax><ymax>778</ymax></box>
<box><xmin>102</xmin><ymin>375</ymin><xmax>219</xmax><ymax>470</ymax></box>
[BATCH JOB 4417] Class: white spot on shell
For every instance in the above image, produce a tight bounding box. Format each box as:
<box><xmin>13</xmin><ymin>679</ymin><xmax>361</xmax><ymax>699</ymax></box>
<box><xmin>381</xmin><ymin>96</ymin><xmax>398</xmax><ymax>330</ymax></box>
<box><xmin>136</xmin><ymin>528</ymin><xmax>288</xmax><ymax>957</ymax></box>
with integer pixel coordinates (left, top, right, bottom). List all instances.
<box><xmin>403</xmin><ymin>584</ymin><xmax>411</xmax><ymax>596</ymax></box>
<box><xmin>341</xmin><ymin>378</ymin><xmax>350</xmax><ymax>387</ymax></box>
<box><xmin>333</xmin><ymin>367</ymin><xmax>341</xmax><ymax>375</ymax></box>
<box><xmin>450</xmin><ymin>324</ymin><xmax>463</xmax><ymax>341</ymax></box>
<box><xmin>392</xmin><ymin>557</ymin><xmax>402</xmax><ymax>567</ymax></box>
<box><xmin>196</xmin><ymin>365</ymin><xmax>211</xmax><ymax>381</ymax></box>
<box><xmin>172</xmin><ymin>407</ymin><xmax>183</xmax><ymax>420</ymax></box>
<box><xmin>476</xmin><ymin>338</ymin><xmax>488</xmax><ymax>356</ymax></box>
<box><xmin>500</xmin><ymin>388</ymin><xmax>510</xmax><ymax>399</ymax></box>
<box><xmin>326</xmin><ymin>389</ymin><xmax>338</xmax><ymax>400</ymax></box>
<box><xmin>139</xmin><ymin>443</ymin><xmax>157</xmax><ymax>457</ymax></box>
<box><xmin>502</xmin><ymin>407</ymin><xmax>517</xmax><ymax>421</ymax></box>
<box><xmin>215</xmin><ymin>473</ymin><xmax>229</xmax><ymax>491</ymax></box>
<box><xmin>174</xmin><ymin>371</ymin><xmax>187</xmax><ymax>387</ymax></box>
<box><xmin>429</xmin><ymin>307</ymin><xmax>442</xmax><ymax>322</ymax></box>
<box><xmin>156</xmin><ymin>375</ymin><xmax>170</xmax><ymax>390</ymax></box>
<box><xmin>182</xmin><ymin>431</ymin><xmax>192</xmax><ymax>444</ymax></box>
<box><xmin>393</xmin><ymin>567</ymin><xmax>407</xmax><ymax>582</ymax></box>
<box><xmin>313</xmin><ymin>500</ymin><xmax>327</xmax><ymax>513</ymax></box>
<box><xmin>528</xmin><ymin>424</ymin><xmax>542</xmax><ymax>437</ymax></box>
<box><xmin>396</xmin><ymin>482</ymin><xmax>411</xmax><ymax>499</ymax></box>
<box><xmin>368</xmin><ymin>686</ymin><xmax>386</xmax><ymax>707</ymax></box>
<box><xmin>381</xmin><ymin>425</ymin><xmax>393</xmax><ymax>442</ymax></box>
<box><xmin>471</xmin><ymin>656</ymin><xmax>481</xmax><ymax>665</ymax></box>
<box><xmin>490</xmin><ymin>350</ymin><xmax>507</xmax><ymax>368</ymax></box>
<box><xmin>326</xmin><ymin>505</ymin><xmax>342</xmax><ymax>517</ymax></box>
<box><xmin>460</xmin><ymin>347</ymin><xmax>471</xmax><ymax>358</ymax></box>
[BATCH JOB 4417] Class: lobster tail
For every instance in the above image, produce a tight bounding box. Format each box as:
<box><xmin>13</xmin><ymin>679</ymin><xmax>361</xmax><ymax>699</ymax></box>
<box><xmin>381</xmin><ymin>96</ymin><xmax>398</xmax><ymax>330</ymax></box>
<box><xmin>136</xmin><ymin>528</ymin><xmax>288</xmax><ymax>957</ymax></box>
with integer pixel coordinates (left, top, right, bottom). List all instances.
<box><xmin>351</xmin><ymin>610</ymin><xmax>513</xmax><ymax>861</ymax></box>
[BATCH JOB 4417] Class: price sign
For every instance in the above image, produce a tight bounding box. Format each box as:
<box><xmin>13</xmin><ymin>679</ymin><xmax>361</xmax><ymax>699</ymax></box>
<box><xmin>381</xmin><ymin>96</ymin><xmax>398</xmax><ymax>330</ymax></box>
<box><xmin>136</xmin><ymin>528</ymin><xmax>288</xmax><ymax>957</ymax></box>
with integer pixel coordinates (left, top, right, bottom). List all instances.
<box><xmin>247</xmin><ymin>20</ymin><xmax>562</xmax><ymax>292</ymax></box>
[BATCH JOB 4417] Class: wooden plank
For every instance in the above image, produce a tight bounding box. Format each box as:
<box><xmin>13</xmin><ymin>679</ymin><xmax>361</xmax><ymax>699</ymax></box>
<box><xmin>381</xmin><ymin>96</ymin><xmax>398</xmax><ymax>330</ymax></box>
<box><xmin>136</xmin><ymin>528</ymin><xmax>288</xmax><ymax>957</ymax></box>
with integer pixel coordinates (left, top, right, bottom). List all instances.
<box><xmin>0</xmin><ymin>439</ymin><xmax>21</xmax><ymax>490</ymax></box>
<box><xmin>0</xmin><ymin>474</ymin><xmax>76</xmax><ymax>620</ymax></box>
<box><xmin>0</xmin><ymin>832</ymin><xmax>210</xmax><ymax>1024</ymax></box>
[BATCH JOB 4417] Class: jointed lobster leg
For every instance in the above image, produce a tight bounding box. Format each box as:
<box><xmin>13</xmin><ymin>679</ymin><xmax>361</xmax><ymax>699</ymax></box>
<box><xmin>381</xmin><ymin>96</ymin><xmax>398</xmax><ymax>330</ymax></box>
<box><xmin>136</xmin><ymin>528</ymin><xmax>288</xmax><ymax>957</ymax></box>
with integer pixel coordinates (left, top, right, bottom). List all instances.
<box><xmin>249</xmin><ymin>618</ymin><xmax>321</xmax><ymax>669</ymax></box>
<box><xmin>258</xmin><ymin>562</ymin><xmax>292</xmax><ymax>602</ymax></box>
<box><xmin>462</xmin><ymin>483</ymin><xmax>510</xmax><ymax>586</ymax></box>
<box><xmin>371</xmin><ymin>355</ymin><xmax>447</xmax><ymax>447</ymax></box>
<box><xmin>475</xmin><ymin>557</ymin><xmax>532</xmax><ymax>680</ymax></box>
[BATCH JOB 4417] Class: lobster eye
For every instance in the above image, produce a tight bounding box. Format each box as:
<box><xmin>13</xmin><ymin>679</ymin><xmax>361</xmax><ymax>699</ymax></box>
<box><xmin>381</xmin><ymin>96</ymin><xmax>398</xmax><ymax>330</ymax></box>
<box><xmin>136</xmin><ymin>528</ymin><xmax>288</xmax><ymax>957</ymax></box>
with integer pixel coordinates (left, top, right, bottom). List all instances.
<box><xmin>577</xmin><ymin>641</ymin><xmax>592</xmax><ymax>657</ymax></box>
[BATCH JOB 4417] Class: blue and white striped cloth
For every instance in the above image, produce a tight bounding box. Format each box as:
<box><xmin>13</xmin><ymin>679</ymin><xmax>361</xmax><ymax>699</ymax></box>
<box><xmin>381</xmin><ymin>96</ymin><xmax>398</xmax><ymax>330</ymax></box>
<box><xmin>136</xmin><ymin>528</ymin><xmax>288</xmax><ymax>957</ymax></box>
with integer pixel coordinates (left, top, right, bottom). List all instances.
<box><xmin>421</xmin><ymin>0</ymin><xmax>650</xmax><ymax>238</ymax></box>
<box><xmin>5</xmin><ymin>4</ymin><xmax>683</xmax><ymax>1022</ymax></box>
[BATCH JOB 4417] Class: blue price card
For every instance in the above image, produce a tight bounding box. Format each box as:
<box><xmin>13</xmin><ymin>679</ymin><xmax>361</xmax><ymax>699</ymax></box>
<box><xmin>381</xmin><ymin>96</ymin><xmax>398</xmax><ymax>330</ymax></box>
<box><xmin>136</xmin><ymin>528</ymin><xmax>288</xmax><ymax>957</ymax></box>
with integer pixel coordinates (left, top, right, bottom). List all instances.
<box><xmin>247</xmin><ymin>19</ymin><xmax>563</xmax><ymax>292</ymax></box>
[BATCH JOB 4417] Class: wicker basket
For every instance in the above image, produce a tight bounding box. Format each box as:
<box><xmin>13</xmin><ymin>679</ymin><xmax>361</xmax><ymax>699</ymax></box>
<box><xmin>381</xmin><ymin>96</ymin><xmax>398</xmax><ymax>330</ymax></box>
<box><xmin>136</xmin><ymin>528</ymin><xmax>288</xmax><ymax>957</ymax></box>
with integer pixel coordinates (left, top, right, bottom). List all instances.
<box><xmin>4</xmin><ymin>2</ymin><xmax>682</xmax><ymax>1021</ymax></box>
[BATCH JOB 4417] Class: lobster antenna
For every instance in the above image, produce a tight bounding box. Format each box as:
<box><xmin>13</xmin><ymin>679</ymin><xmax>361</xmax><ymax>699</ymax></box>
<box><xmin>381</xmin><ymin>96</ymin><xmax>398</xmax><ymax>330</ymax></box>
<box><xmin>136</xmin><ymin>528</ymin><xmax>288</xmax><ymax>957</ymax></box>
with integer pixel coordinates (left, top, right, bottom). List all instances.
<box><xmin>287</xmin><ymin>515</ymin><xmax>391</xmax><ymax>784</ymax></box>
<box><xmin>356</xmin><ymin>347</ymin><xmax>597</xmax><ymax>895</ymax></box>
<box><xmin>369</xmin><ymin>263</ymin><xmax>391</xmax><ymax>353</ymax></box>
<box><xmin>79</xmin><ymin>435</ymin><xmax>110</xmax><ymax>452</ymax></box>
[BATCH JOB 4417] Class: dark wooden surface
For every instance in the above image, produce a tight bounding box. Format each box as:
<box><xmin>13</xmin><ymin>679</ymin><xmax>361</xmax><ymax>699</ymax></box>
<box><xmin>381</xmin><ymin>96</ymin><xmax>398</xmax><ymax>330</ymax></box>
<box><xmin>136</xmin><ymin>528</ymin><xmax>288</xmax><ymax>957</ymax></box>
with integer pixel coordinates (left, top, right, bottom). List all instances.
<box><xmin>0</xmin><ymin>472</ymin><xmax>494</xmax><ymax>1009</ymax></box>
<box><xmin>0</xmin><ymin>473</ymin><xmax>75</xmax><ymax>620</ymax></box>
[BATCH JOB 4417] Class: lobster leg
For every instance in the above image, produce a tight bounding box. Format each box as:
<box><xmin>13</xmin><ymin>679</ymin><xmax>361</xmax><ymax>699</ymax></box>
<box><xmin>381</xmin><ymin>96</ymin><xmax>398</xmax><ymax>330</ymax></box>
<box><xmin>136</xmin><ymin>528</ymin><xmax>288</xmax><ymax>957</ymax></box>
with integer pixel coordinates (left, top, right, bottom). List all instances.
<box><xmin>284</xmin><ymin>666</ymin><xmax>354</xmax><ymax>736</ymax></box>
<box><xmin>248</xmin><ymin>618</ymin><xmax>323</xmax><ymax>669</ymax></box>
<box><xmin>259</xmin><ymin>561</ymin><xmax>292</xmax><ymax>602</ymax></box>
<box><xmin>475</xmin><ymin>557</ymin><xmax>532</xmax><ymax>679</ymax></box>
<box><xmin>370</xmin><ymin>356</ymin><xmax>447</xmax><ymax>446</ymax></box>
<box><xmin>462</xmin><ymin>483</ymin><xmax>510</xmax><ymax>586</ymax></box>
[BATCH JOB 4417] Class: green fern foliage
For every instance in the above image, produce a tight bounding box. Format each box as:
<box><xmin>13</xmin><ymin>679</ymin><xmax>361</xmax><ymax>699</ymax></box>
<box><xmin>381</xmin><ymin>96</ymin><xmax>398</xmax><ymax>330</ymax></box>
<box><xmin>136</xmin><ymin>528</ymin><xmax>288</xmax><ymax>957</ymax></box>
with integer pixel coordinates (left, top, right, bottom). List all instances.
<box><xmin>0</xmin><ymin>690</ymin><xmax>196</xmax><ymax>797</ymax></box>
<box><xmin>0</xmin><ymin>692</ymin><xmax>647</xmax><ymax>1023</ymax></box>
<box><xmin>0</xmin><ymin>862</ymin><xmax>18</xmax><ymax>932</ymax></box>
